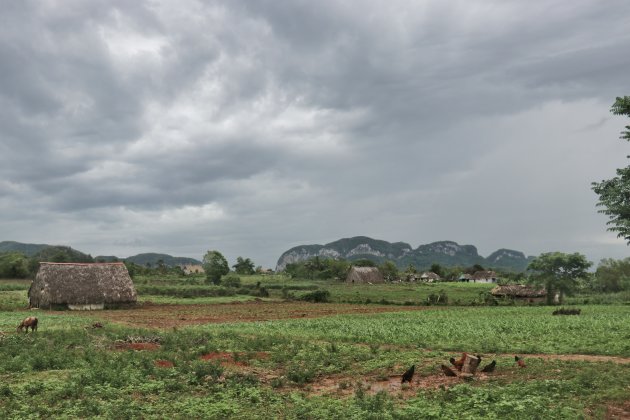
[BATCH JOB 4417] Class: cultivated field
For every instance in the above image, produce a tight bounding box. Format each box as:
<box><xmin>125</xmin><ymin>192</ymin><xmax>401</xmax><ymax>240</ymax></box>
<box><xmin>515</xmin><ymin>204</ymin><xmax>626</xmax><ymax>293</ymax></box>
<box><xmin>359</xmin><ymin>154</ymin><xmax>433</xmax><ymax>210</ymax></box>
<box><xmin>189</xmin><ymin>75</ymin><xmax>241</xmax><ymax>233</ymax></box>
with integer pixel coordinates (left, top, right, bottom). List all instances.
<box><xmin>1</xmin><ymin>278</ymin><xmax>629</xmax><ymax>418</ymax></box>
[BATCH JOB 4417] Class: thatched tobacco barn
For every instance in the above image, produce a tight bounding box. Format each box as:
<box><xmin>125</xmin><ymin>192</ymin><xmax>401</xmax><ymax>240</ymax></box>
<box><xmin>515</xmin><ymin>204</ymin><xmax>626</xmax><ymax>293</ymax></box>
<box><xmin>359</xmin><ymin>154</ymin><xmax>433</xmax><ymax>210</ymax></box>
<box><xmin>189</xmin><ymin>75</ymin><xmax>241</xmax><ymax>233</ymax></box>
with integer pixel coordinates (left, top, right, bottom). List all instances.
<box><xmin>471</xmin><ymin>271</ymin><xmax>499</xmax><ymax>283</ymax></box>
<box><xmin>29</xmin><ymin>262</ymin><xmax>137</xmax><ymax>310</ymax></box>
<box><xmin>181</xmin><ymin>264</ymin><xmax>204</xmax><ymax>275</ymax></box>
<box><xmin>490</xmin><ymin>284</ymin><xmax>546</xmax><ymax>303</ymax></box>
<box><xmin>420</xmin><ymin>272</ymin><xmax>441</xmax><ymax>282</ymax></box>
<box><xmin>346</xmin><ymin>266</ymin><xmax>384</xmax><ymax>284</ymax></box>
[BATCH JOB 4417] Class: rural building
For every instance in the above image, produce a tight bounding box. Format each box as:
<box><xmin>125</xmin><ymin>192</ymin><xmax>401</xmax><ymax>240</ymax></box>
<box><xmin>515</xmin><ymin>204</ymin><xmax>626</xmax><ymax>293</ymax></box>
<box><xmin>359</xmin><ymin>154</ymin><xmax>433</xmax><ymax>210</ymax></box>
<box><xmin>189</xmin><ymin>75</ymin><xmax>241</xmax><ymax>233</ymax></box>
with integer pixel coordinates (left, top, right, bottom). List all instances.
<box><xmin>28</xmin><ymin>262</ymin><xmax>137</xmax><ymax>310</ymax></box>
<box><xmin>458</xmin><ymin>274</ymin><xmax>472</xmax><ymax>282</ymax></box>
<box><xmin>490</xmin><ymin>284</ymin><xmax>547</xmax><ymax>303</ymax></box>
<box><xmin>420</xmin><ymin>271</ymin><xmax>441</xmax><ymax>282</ymax></box>
<box><xmin>346</xmin><ymin>266</ymin><xmax>384</xmax><ymax>284</ymax></box>
<box><xmin>470</xmin><ymin>270</ymin><xmax>499</xmax><ymax>283</ymax></box>
<box><xmin>181</xmin><ymin>264</ymin><xmax>204</xmax><ymax>275</ymax></box>
<box><xmin>405</xmin><ymin>273</ymin><xmax>420</xmax><ymax>282</ymax></box>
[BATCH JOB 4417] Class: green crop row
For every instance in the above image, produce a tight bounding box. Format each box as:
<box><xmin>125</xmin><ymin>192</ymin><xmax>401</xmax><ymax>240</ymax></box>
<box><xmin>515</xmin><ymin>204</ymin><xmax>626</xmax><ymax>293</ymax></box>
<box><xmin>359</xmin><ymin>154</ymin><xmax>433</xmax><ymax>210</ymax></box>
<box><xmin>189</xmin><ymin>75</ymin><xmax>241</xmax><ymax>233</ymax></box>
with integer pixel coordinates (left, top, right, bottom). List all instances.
<box><xmin>201</xmin><ymin>305</ymin><xmax>630</xmax><ymax>356</ymax></box>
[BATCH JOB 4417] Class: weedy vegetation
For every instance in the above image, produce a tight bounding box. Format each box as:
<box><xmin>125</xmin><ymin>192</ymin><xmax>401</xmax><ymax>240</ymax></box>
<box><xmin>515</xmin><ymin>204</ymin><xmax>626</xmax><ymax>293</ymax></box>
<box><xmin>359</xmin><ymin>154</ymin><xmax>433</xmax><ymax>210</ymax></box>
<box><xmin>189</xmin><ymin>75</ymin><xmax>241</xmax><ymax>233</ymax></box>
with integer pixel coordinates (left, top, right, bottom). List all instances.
<box><xmin>0</xmin><ymin>276</ymin><xmax>629</xmax><ymax>418</ymax></box>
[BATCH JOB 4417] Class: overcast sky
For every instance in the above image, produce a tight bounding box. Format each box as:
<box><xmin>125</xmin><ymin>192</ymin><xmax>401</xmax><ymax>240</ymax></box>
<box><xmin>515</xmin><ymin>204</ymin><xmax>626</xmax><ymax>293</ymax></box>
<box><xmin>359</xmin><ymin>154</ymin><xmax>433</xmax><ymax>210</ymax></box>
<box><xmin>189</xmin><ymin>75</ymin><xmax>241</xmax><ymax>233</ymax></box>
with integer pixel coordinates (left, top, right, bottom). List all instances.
<box><xmin>1</xmin><ymin>0</ymin><xmax>630</xmax><ymax>268</ymax></box>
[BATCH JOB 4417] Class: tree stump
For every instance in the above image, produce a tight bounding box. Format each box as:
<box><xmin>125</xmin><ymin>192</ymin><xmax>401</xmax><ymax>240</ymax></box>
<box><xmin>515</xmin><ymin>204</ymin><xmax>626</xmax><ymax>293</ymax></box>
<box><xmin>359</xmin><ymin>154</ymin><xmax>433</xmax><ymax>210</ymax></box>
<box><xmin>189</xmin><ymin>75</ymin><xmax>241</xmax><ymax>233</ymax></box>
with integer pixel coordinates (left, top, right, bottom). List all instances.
<box><xmin>461</xmin><ymin>355</ymin><xmax>480</xmax><ymax>375</ymax></box>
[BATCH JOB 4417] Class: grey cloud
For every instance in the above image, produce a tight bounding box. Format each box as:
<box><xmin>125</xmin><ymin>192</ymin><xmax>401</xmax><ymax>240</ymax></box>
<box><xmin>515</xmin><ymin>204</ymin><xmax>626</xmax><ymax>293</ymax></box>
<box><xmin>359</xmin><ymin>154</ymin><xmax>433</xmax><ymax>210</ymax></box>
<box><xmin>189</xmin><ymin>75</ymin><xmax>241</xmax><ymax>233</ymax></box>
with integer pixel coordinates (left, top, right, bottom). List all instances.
<box><xmin>1</xmin><ymin>0</ymin><xmax>630</xmax><ymax>267</ymax></box>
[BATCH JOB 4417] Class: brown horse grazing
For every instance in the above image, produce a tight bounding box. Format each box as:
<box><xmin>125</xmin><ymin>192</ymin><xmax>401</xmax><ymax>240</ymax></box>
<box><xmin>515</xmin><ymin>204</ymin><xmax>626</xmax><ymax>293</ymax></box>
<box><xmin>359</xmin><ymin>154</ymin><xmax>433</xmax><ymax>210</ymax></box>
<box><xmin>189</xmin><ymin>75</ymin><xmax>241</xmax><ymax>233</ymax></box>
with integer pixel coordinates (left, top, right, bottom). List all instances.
<box><xmin>17</xmin><ymin>316</ymin><xmax>38</xmax><ymax>333</ymax></box>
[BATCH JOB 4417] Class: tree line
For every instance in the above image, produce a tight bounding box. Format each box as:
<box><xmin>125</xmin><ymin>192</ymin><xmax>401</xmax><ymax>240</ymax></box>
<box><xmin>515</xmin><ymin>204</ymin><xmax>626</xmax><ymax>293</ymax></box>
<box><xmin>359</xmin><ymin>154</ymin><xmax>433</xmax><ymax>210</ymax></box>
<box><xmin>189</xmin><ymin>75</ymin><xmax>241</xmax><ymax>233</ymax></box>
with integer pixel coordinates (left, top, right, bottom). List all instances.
<box><xmin>281</xmin><ymin>252</ymin><xmax>630</xmax><ymax>302</ymax></box>
<box><xmin>0</xmin><ymin>246</ymin><xmax>94</xmax><ymax>279</ymax></box>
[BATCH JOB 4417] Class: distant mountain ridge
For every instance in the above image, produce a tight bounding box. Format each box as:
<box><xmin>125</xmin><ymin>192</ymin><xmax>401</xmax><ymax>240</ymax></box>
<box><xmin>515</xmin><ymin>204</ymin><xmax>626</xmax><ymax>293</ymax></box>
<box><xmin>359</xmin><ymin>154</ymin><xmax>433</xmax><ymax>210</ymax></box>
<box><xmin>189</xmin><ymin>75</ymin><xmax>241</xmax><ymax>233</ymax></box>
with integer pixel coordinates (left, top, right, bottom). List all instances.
<box><xmin>1</xmin><ymin>241</ymin><xmax>201</xmax><ymax>267</ymax></box>
<box><xmin>123</xmin><ymin>253</ymin><xmax>202</xmax><ymax>267</ymax></box>
<box><xmin>0</xmin><ymin>241</ymin><xmax>52</xmax><ymax>256</ymax></box>
<box><xmin>276</xmin><ymin>236</ymin><xmax>534</xmax><ymax>272</ymax></box>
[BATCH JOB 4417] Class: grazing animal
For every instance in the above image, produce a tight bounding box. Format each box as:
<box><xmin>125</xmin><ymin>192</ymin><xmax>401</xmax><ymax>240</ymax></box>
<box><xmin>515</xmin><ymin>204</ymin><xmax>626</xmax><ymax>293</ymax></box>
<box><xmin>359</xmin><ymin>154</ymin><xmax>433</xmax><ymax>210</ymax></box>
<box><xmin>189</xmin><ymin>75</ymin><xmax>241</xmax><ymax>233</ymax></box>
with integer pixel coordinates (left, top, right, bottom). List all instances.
<box><xmin>481</xmin><ymin>360</ymin><xmax>496</xmax><ymax>373</ymax></box>
<box><xmin>440</xmin><ymin>364</ymin><xmax>458</xmax><ymax>377</ymax></box>
<box><xmin>449</xmin><ymin>353</ymin><xmax>467</xmax><ymax>371</ymax></box>
<box><xmin>17</xmin><ymin>316</ymin><xmax>38</xmax><ymax>333</ymax></box>
<box><xmin>401</xmin><ymin>365</ymin><xmax>415</xmax><ymax>384</ymax></box>
<box><xmin>515</xmin><ymin>355</ymin><xmax>526</xmax><ymax>368</ymax></box>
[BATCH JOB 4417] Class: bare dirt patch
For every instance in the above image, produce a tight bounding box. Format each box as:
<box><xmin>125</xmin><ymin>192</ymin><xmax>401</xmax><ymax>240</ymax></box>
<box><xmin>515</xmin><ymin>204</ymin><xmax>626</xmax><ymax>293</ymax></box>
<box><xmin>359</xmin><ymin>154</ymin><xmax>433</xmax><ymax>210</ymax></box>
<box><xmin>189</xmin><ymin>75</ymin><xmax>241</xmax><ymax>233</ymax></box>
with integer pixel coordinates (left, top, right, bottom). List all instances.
<box><xmin>307</xmin><ymin>367</ymin><xmax>502</xmax><ymax>398</ymax></box>
<box><xmin>524</xmin><ymin>353</ymin><xmax>630</xmax><ymax>364</ymax></box>
<box><xmin>291</xmin><ymin>353</ymin><xmax>630</xmax><ymax>400</ymax></box>
<box><xmin>154</xmin><ymin>360</ymin><xmax>174</xmax><ymax>368</ymax></box>
<box><xmin>200</xmin><ymin>351</ymin><xmax>270</xmax><ymax>367</ymax></box>
<box><xmin>436</xmin><ymin>351</ymin><xmax>630</xmax><ymax>365</ymax></box>
<box><xmin>606</xmin><ymin>401</ymin><xmax>630</xmax><ymax>419</ymax></box>
<box><xmin>200</xmin><ymin>352</ymin><xmax>246</xmax><ymax>367</ymax></box>
<box><xmin>78</xmin><ymin>301</ymin><xmax>437</xmax><ymax>329</ymax></box>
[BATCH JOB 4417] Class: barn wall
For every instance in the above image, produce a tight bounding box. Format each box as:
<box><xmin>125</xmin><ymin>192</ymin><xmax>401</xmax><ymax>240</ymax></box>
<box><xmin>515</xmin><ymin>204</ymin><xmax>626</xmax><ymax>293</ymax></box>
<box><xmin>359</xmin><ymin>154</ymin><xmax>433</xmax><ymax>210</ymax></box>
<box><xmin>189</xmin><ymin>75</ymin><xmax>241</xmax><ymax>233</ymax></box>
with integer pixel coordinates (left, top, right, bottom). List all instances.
<box><xmin>67</xmin><ymin>303</ymin><xmax>105</xmax><ymax>311</ymax></box>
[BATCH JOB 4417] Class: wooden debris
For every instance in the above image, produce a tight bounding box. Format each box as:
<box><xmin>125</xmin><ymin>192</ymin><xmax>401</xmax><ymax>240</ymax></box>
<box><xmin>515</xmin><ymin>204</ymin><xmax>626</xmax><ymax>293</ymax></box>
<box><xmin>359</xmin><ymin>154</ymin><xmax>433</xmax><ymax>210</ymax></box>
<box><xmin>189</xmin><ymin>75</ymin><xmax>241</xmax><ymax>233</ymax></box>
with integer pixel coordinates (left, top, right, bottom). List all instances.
<box><xmin>461</xmin><ymin>354</ymin><xmax>480</xmax><ymax>374</ymax></box>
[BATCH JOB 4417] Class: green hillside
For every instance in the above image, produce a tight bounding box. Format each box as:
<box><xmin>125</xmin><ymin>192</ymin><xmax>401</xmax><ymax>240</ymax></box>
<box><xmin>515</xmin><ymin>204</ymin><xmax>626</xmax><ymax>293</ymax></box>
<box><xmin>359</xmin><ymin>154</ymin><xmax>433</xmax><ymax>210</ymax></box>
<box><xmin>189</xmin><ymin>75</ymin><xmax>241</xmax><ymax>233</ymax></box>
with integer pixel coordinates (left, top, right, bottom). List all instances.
<box><xmin>0</xmin><ymin>241</ymin><xmax>51</xmax><ymax>256</ymax></box>
<box><xmin>0</xmin><ymin>241</ymin><xmax>93</xmax><ymax>262</ymax></box>
<box><xmin>124</xmin><ymin>253</ymin><xmax>202</xmax><ymax>267</ymax></box>
<box><xmin>0</xmin><ymin>242</ymin><xmax>200</xmax><ymax>268</ymax></box>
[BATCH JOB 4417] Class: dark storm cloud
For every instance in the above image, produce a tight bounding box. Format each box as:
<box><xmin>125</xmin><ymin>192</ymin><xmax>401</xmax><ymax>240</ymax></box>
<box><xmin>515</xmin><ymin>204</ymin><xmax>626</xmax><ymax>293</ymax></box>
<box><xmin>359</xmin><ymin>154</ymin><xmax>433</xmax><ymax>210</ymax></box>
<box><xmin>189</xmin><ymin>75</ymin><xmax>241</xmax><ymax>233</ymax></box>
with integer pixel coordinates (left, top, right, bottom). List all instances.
<box><xmin>1</xmin><ymin>0</ymin><xmax>630</xmax><ymax>266</ymax></box>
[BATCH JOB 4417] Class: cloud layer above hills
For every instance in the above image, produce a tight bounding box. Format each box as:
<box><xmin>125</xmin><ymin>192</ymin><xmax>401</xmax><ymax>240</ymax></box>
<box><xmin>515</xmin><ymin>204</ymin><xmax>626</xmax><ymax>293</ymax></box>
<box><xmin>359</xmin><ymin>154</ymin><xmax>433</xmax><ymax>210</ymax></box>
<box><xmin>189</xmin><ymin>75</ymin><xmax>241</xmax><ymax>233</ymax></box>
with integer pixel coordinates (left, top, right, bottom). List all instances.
<box><xmin>2</xmin><ymin>0</ymin><xmax>630</xmax><ymax>266</ymax></box>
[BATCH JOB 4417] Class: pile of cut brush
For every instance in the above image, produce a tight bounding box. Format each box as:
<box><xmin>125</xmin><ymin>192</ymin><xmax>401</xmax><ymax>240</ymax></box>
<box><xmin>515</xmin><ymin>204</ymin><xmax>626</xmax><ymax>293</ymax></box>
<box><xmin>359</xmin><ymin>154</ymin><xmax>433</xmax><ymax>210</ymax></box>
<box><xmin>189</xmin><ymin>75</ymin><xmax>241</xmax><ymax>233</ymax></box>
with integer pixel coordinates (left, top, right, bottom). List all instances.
<box><xmin>552</xmin><ymin>307</ymin><xmax>581</xmax><ymax>316</ymax></box>
<box><xmin>440</xmin><ymin>353</ymin><xmax>496</xmax><ymax>378</ymax></box>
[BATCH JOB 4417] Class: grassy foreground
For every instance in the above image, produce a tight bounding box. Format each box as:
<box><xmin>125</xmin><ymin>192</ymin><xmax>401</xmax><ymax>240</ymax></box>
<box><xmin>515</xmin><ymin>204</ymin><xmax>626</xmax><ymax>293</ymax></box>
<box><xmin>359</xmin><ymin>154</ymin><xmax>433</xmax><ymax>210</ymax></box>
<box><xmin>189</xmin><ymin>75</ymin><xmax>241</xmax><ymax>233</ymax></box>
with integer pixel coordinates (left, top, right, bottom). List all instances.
<box><xmin>1</xmin><ymin>304</ymin><xmax>629</xmax><ymax>418</ymax></box>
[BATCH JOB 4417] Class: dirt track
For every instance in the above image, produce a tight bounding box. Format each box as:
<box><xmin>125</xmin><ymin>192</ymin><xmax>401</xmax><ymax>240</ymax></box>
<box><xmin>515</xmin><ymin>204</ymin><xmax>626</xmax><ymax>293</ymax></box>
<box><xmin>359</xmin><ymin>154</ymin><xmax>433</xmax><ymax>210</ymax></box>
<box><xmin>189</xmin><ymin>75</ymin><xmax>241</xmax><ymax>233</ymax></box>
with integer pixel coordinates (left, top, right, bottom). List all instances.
<box><xmin>521</xmin><ymin>353</ymin><xmax>630</xmax><ymax>364</ymax></box>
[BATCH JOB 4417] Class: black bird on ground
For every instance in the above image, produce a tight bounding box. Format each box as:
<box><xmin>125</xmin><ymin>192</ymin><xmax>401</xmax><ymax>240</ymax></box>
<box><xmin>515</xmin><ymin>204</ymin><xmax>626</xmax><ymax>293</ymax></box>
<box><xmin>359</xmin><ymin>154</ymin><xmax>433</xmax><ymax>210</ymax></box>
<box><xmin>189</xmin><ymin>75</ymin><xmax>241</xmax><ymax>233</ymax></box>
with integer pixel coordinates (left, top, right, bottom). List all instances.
<box><xmin>481</xmin><ymin>360</ymin><xmax>496</xmax><ymax>373</ymax></box>
<box><xmin>515</xmin><ymin>355</ymin><xmax>526</xmax><ymax>368</ymax></box>
<box><xmin>440</xmin><ymin>364</ymin><xmax>458</xmax><ymax>377</ymax></box>
<box><xmin>401</xmin><ymin>365</ymin><xmax>415</xmax><ymax>384</ymax></box>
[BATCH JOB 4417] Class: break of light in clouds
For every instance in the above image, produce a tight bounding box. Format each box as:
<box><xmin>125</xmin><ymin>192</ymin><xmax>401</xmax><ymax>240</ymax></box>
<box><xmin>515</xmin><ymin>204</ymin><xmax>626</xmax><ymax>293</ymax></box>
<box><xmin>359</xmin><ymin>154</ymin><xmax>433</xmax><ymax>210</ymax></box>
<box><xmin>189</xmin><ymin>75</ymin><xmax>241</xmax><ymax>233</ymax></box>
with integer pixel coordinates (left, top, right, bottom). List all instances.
<box><xmin>1</xmin><ymin>0</ymin><xmax>630</xmax><ymax>267</ymax></box>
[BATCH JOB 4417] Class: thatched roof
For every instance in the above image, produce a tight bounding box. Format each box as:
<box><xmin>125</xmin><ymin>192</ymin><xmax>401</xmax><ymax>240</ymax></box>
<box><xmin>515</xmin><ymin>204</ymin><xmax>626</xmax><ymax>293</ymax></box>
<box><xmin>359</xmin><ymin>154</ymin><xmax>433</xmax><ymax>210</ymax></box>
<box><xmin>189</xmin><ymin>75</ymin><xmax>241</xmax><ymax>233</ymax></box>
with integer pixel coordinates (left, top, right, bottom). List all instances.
<box><xmin>490</xmin><ymin>284</ymin><xmax>546</xmax><ymax>298</ymax></box>
<box><xmin>346</xmin><ymin>266</ymin><xmax>384</xmax><ymax>283</ymax></box>
<box><xmin>420</xmin><ymin>272</ymin><xmax>441</xmax><ymax>281</ymax></box>
<box><xmin>181</xmin><ymin>264</ymin><xmax>204</xmax><ymax>274</ymax></box>
<box><xmin>472</xmin><ymin>270</ymin><xmax>498</xmax><ymax>280</ymax></box>
<box><xmin>29</xmin><ymin>262</ymin><xmax>137</xmax><ymax>308</ymax></box>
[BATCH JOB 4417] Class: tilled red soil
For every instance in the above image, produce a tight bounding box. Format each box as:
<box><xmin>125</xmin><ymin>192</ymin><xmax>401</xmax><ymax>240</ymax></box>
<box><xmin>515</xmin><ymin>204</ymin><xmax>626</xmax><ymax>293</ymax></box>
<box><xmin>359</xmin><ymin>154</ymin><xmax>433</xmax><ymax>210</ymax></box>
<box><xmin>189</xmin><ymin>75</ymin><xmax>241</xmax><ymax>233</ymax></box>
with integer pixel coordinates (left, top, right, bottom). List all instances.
<box><xmin>77</xmin><ymin>301</ymin><xmax>437</xmax><ymax>329</ymax></box>
<box><xmin>199</xmin><ymin>351</ymin><xmax>271</xmax><ymax>367</ymax></box>
<box><xmin>154</xmin><ymin>360</ymin><xmax>174</xmax><ymax>368</ymax></box>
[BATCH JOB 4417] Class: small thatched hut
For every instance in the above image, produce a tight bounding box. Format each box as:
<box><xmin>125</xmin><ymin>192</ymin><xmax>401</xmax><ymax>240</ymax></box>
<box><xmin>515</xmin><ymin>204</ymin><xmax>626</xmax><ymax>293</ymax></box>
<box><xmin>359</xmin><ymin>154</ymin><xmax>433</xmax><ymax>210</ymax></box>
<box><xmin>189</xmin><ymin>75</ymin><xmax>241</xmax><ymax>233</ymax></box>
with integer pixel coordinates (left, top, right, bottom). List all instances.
<box><xmin>471</xmin><ymin>271</ymin><xmax>499</xmax><ymax>283</ymax></box>
<box><xmin>346</xmin><ymin>266</ymin><xmax>384</xmax><ymax>284</ymax></box>
<box><xmin>420</xmin><ymin>272</ymin><xmax>441</xmax><ymax>282</ymax></box>
<box><xmin>29</xmin><ymin>262</ymin><xmax>137</xmax><ymax>310</ymax></box>
<box><xmin>181</xmin><ymin>264</ymin><xmax>204</xmax><ymax>275</ymax></box>
<box><xmin>490</xmin><ymin>284</ymin><xmax>546</xmax><ymax>303</ymax></box>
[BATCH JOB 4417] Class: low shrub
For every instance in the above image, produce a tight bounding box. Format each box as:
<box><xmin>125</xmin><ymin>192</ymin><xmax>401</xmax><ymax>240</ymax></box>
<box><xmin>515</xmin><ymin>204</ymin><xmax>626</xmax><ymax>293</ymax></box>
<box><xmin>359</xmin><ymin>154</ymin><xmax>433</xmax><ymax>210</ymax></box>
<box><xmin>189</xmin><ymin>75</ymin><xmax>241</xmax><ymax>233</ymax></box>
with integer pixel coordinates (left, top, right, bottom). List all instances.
<box><xmin>299</xmin><ymin>290</ymin><xmax>331</xmax><ymax>303</ymax></box>
<box><xmin>426</xmin><ymin>290</ymin><xmax>449</xmax><ymax>305</ymax></box>
<box><xmin>221</xmin><ymin>274</ymin><xmax>241</xmax><ymax>288</ymax></box>
<box><xmin>135</xmin><ymin>285</ymin><xmax>236</xmax><ymax>298</ymax></box>
<box><xmin>251</xmin><ymin>287</ymin><xmax>269</xmax><ymax>298</ymax></box>
<box><xmin>552</xmin><ymin>307</ymin><xmax>581</xmax><ymax>315</ymax></box>
<box><xmin>286</xmin><ymin>365</ymin><xmax>316</xmax><ymax>384</ymax></box>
